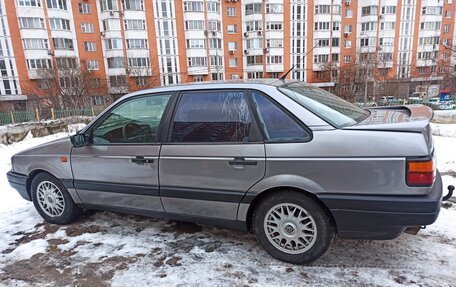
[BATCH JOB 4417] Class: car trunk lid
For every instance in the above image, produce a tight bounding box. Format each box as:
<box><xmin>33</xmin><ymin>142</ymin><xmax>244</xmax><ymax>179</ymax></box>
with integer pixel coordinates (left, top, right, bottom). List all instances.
<box><xmin>344</xmin><ymin>104</ymin><xmax>434</xmax><ymax>152</ymax></box>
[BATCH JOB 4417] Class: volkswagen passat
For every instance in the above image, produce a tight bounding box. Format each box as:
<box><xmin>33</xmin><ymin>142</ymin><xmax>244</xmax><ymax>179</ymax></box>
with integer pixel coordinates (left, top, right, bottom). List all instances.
<box><xmin>7</xmin><ymin>81</ymin><xmax>447</xmax><ymax>264</ymax></box>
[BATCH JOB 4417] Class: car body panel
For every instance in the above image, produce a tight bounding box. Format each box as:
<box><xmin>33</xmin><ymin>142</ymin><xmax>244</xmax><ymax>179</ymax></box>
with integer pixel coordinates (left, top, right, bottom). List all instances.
<box><xmin>70</xmin><ymin>144</ymin><xmax>163</xmax><ymax>212</ymax></box>
<box><xmin>159</xmin><ymin>144</ymin><xmax>266</xmax><ymax>220</ymax></box>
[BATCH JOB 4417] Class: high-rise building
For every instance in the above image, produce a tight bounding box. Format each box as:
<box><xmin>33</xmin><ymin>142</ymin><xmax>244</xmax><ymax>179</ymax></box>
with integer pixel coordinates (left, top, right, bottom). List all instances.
<box><xmin>1</xmin><ymin>0</ymin><xmax>455</xmax><ymax>110</ymax></box>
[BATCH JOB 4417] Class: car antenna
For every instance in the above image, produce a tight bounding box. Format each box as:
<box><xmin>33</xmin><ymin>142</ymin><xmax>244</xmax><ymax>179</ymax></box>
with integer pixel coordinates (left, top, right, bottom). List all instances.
<box><xmin>279</xmin><ymin>42</ymin><xmax>320</xmax><ymax>82</ymax></box>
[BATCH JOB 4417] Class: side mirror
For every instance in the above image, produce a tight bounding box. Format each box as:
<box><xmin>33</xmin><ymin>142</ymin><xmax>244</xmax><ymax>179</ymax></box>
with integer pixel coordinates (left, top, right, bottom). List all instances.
<box><xmin>70</xmin><ymin>133</ymin><xmax>89</xmax><ymax>148</ymax></box>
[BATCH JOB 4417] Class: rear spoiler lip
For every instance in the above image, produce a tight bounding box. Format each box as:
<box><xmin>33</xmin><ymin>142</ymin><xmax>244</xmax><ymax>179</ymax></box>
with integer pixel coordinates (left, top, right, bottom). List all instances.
<box><xmin>344</xmin><ymin>104</ymin><xmax>433</xmax><ymax>133</ymax></box>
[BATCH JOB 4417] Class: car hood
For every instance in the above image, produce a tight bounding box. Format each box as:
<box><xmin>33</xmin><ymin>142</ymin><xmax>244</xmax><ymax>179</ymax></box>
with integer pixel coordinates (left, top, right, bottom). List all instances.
<box><xmin>344</xmin><ymin>104</ymin><xmax>433</xmax><ymax>133</ymax></box>
<box><xmin>14</xmin><ymin>136</ymin><xmax>72</xmax><ymax>157</ymax></box>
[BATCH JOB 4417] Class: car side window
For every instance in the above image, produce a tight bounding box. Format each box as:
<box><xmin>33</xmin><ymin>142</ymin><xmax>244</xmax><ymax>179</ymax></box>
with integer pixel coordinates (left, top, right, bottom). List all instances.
<box><xmin>252</xmin><ymin>92</ymin><xmax>311</xmax><ymax>142</ymax></box>
<box><xmin>91</xmin><ymin>94</ymin><xmax>171</xmax><ymax>144</ymax></box>
<box><xmin>170</xmin><ymin>91</ymin><xmax>258</xmax><ymax>143</ymax></box>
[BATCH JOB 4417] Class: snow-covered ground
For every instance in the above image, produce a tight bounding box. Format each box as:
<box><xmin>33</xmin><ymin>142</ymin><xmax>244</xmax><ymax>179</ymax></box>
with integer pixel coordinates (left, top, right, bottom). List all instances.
<box><xmin>0</xmin><ymin>127</ymin><xmax>455</xmax><ymax>286</ymax></box>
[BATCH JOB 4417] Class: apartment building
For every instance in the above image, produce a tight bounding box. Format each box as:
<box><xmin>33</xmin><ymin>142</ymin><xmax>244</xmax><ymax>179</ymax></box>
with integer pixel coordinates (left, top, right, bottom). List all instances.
<box><xmin>0</xmin><ymin>0</ymin><xmax>455</xmax><ymax>110</ymax></box>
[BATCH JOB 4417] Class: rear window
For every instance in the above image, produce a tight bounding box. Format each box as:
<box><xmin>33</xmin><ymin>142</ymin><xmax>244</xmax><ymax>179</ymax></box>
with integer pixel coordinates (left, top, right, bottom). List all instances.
<box><xmin>278</xmin><ymin>82</ymin><xmax>370</xmax><ymax>128</ymax></box>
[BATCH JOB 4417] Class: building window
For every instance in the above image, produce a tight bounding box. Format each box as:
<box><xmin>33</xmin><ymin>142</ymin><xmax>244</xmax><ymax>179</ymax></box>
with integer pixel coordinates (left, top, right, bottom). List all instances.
<box><xmin>381</xmin><ymin>6</ymin><xmax>396</xmax><ymax>14</ymax></box>
<box><xmin>18</xmin><ymin>0</ymin><xmax>42</xmax><ymax>7</ymax></box>
<box><xmin>210</xmin><ymin>55</ymin><xmax>222</xmax><ymax>66</ymax></box>
<box><xmin>56</xmin><ymin>57</ymin><xmax>77</xmax><ymax>69</ymax></box>
<box><xmin>246</xmin><ymin>38</ymin><xmax>262</xmax><ymax>49</ymax></box>
<box><xmin>122</xmin><ymin>0</ymin><xmax>144</xmax><ymax>10</ymax></box>
<box><xmin>361</xmin><ymin>22</ymin><xmax>377</xmax><ymax>32</ymax></box>
<box><xmin>184</xmin><ymin>20</ymin><xmax>204</xmax><ymax>30</ymax></box>
<box><xmin>84</xmin><ymin>41</ymin><xmax>96</xmax><ymax>51</ymax></box>
<box><xmin>53</xmin><ymin>38</ymin><xmax>74</xmax><ymax>50</ymax></box>
<box><xmin>247</xmin><ymin>55</ymin><xmax>263</xmax><ymax>66</ymax></box>
<box><xmin>193</xmin><ymin>75</ymin><xmax>204</xmax><ymax>82</ymax></box>
<box><xmin>211</xmin><ymin>73</ymin><xmax>223</xmax><ymax>80</ymax></box>
<box><xmin>316</xmin><ymin>39</ymin><xmax>330</xmax><ymax>47</ymax></box>
<box><xmin>103</xmin><ymin>19</ymin><xmax>121</xmax><ymax>31</ymax></box>
<box><xmin>124</xmin><ymin>19</ymin><xmax>146</xmax><ymax>30</ymax></box>
<box><xmin>78</xmin><ymin>3</ymin><xmax>91</xmax><ymax>13</ymax></box>
<box><xmin>105</xmin><ymin>38</ymin><xmax>123</xmax><ymax>50</ymax></box>
<box><xmin>86</xmin><ymin>60</ymin><xmax>99</xmax><ymax>70</ymax></box>
<box><xmin>344</xmin><ymin>25</ymin><xmax>353</xmax><ymax>34</ymax></box>
<box><xmin>380</xmin><ymin>22</ymin><xmax>395</xmax><ymax>30</ymax></box>
<box><xmin>332</xmin><ymin>53</ymin><xmax>339</xmax><ymax>62</ymax></box>
<box><xmin>186</xmin><ymin>39</ymin><xmax>205</xmax><ymax>49</ymax></box>
<box><xmin>422</xmin><ymin>6</ymin><xmax>443</xmax><ymax>15</ymax></box>
<box><xmin>444</xmin><ymin>24</ymin><xmax>450</xmax><ymax>32</ymax></box>
<box><xmin>227</xmin><ymin>41</ymin><xmax>237</xmax><ymax>51</ymax></box>
<box><xmin>247</xmin><ymin>72</ymin><xmax>263</xmax><ymax>79</ymax></box>
<box><xmin>344</xmin><ymin>40</ymin><xmax>352</xmax><ymax>48</ymax></box>
<box><xmin>266</xmin><ymin>21</ymin><xmax>283</xmax><ymax>31</ymax></box>
<box><xmin>315</xmin><ymin>22</ymin><xmax>330</xmax><ymax>31</ymax></box>
<box><xmin>49</xmin><ymin>18</ymin><xmax>71</xmax><ymax>31</ymax></box>
<box><xmin>46</xmin><ymin>0</ymin><xmax>67</xmax><ymax>10</ymax></box>
<box><xmin>315</xmin><ymin>5</ymin><xmax>330</xmax><ymax>14</ymax></box>
<box><xmin>360</xmin><ymin>38</ymin><xmax>376</xmax><ymax>47</ymax></box>
<box><xmin>128</xmin><ymin>57</ymin><xmax>150</xmax><ymax>67</ymax></box>
<box><xmin>333</xmin><ymin>5</ymin><xmax>341</xmax><ymax>15</ymax></box>
<box><xmin>332</xmin><ymin>38</ymin><xmax>340</xmax><ymax>47</ymax></box>
<box><xmin>227</xmin><ymin>24</ymin><xmax>237</xmax><ymax>34</ymax></box>
<box><xmin>26</xmin><ymin>59</ymin><xmax>52</xmax><ymax>69</ymax></box>
<box><xmin>126</xmin><ymin>38</ymin><xmax>148</xmax><ymax>49</ymax></box>
<box><xmin>109</xmin><ymin>75</ymin><xmax>127</xmax><ymax>86</ymax></box>
<box><xmin>19</xmin><ymin>17</ymin><xmax>45</xmax><ymax>29</ymax></box>
<box><xmin>229</xmin><ymin>58</ymin><xmax>238</xmax><ymax>67</ymax></box>
<box><xmin>206</xmin><ymin>1</ymin><xmax>220</xmax><ymax>13</ymax></box>
<box><xmin>343</xmin><ymin>55</ymin><xmax>352</xmax><ymax>63</ymax></box>
<box><xmin>107</xmin><ymin>57</ymin><xmax>125</xmax><ymax>68</ymax></box>
<box><xmin>188</xmin><ymin>57</ymin><xmax>207</xmax><ymax>67</ymax></box>
<box><xmin>313</xmin><ymin>54</ymin><xmax>329</xmax><ymax>63</ymax></box>
<box><xmin>246</xmin><ymin>21</ymin><xmax>262</xmax><ymax>32</ymax></box>
<box><xmin>245</xmin><ymin>3</ymin><xmax>262</xmax><ymax>15</ymax></box>
<box><xmin>135</xmin><ymin>76</ymin><xmax>149</xmax><ymax>86</ymax></box>
<box><xmin>100</xmin><ymin>0</ymin><xmax>118</xmax><ymax>11</ymax></box>
<box><xmin>81</xmin><ymin>23</ymin><xmax>94</xmax><ymax>33</ymax></box>
<box><xmin>23</xmin><ymin>38</ymin><xmax>49</xmax><ymax>50</ymax></box>
<box><xmin>445</xmin><ymin>10</ymin><xmax>451</xmax><ymax>18</ymax></box>
<box><xmin>345</xmin><ymin>9</ymin><xmax>353</xmax><ymax>18</ymax></box>
<box><xmin>266</xmin><ymin>38</ymin><xmax>283</xmax><ymax>48</ymax></box>
<box><xmin>183</xmin><ymin>1</ymin><xmax>203</xmax><ymax>12</ymax></box>
<box><xmin>379</xmin><ymin>37</ymin><xmax>394</xmax><ymax>46</ymax></box>
<box><xmin>267</xmin><ymin>55</ymin><xmax>283</xmax><ymax>64</ymax></box>
<box><xmin>361</xmin><ymin>6</ymin><xmax>378</xmax><ymax>16</ymax></box>
<box><xmin>266</xmin><ymin>4</ymin><xmax>283</xmax><ymax>13</ymax></box>
<box><xmin>227</xmin><ymin>7</ymin><xmax>236</xmax><ymax>16</ymax></box>
<box><xmin>208</xmin><ymin>38</ymin><xmax>222</xmax><ymax>49</ymax></box>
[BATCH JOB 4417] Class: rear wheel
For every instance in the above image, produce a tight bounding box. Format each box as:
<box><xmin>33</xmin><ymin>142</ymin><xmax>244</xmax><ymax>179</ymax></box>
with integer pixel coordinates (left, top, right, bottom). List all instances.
<box><xmin>253</xmin><ymin>191</ymin><xmax>334</xmax><ymax>264</ymax></box>
<box><xmin>31</xmin><ymin>172</ymin><xmax>82</xmax><ymax>224</ymax></box>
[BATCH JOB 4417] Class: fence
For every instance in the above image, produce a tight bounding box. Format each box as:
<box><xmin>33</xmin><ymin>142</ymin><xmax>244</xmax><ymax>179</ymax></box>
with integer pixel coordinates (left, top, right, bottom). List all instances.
<box><xmin>0</xmin><ymin>107</ymin><xmax>105</xmax><ymax>126</ymax></box>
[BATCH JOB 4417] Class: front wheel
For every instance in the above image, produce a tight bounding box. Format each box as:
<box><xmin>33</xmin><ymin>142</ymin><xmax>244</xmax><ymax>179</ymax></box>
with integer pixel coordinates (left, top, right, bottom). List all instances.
<box><xmin>31</xmin><ymin>172</ymin><xmax>82</xmax><ymax>225</ymax></box>
<box><xmin>253</xmin><ymin>191</ymin><xmax>334</xmax><ymax>264</ymax></box>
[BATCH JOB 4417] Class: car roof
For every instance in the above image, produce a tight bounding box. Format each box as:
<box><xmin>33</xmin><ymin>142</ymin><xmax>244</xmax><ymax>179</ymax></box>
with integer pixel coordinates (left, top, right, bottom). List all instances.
<box><xmin>119</xmin><ymin>79</ymin><xmax>311</xmax><ymax>100</ymax></box>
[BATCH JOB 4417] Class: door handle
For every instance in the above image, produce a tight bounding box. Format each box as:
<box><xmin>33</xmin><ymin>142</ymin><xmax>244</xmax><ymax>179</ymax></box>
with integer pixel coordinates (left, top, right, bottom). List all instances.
<box><xmin>131</xmin><ymin>156</ymin><xmax>154</xmax><ymax>164</ymax></box>
<box><xmin>229</xmin><ymin>157</ymin><xmax>257</xmax><ymax>166</ymax></box>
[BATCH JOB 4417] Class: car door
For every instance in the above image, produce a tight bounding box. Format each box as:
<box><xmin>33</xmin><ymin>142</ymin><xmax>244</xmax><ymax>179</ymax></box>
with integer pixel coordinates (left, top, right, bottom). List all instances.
<box><xmin>159</xmin><ymin>90</ymin><xmax>266</xmax><ymax>220</ymax></box>
<box><xmin>71</xmin><ymin>93</ymin><xmax>173</xmax><ymax>213</ymax></box>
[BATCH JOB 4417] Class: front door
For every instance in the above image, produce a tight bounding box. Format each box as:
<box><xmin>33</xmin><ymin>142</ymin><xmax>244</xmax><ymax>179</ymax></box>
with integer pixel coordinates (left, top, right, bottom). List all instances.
<box><xmin>71</xmin><ymin>93</ymin><xmax>172</xmax><ymax>213</ymax></box>
<box><xmin>159</xmin><ymin>90</ymin><xmax>266</xmax><ymax>220</ymax></box>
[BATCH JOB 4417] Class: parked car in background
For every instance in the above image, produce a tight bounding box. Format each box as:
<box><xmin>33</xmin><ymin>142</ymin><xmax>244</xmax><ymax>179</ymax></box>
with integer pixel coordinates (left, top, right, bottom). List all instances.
<box><xmin>7</xmin><ymin>81</ymin><xmax>450</xmax><ymax>264</ymax></box>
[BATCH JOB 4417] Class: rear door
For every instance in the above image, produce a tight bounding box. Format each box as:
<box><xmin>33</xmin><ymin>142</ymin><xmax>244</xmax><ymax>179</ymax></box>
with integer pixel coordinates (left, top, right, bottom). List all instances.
<box><xmin>159</xmin><ymin>90</ymin><xmax>265</xmax><ymax>220</ymax></box>
<box><xmin>71</xmin><ymin>93</ymin><xmax>173</xmax><ymax>213</ymax></box>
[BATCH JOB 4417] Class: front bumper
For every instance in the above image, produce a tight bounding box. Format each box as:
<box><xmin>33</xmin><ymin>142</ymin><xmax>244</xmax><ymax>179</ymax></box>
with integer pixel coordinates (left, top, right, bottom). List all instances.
<box><xmin>319</xmin><ymin>170</ymin><xmax>443</xmax><ymax>240</ymax></box>
<box><xmin>7</xmin><ymin>171</ymin><xmax>30</xmax><ymax>201</ymax></box>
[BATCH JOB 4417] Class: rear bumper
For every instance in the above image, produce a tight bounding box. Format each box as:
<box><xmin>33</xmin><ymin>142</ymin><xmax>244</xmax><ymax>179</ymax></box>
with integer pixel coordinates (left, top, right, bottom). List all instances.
<box><xmin>319</xmin><ymin>171</ymin><xmax>443</xmax><ymax>240</ymax></box>
<box><xmin>7</xmin><ymin>171</ymin><xmax>30</xmax><ymax>201</ymax></box>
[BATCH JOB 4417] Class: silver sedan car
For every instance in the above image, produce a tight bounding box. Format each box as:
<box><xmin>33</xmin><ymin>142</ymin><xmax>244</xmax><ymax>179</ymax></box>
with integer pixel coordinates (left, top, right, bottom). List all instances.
<box><xmin>7</xmin><ymin>81</ymin><xmax>448</xmax><ymax>264</ymax></box>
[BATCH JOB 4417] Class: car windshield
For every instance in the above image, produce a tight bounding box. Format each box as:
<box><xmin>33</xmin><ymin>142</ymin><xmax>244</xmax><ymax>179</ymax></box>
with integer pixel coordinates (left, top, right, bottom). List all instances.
<box><xmin>278</xmin><ymin>82</ymin><xmax>370</xmax><ymax>128</ymax></box>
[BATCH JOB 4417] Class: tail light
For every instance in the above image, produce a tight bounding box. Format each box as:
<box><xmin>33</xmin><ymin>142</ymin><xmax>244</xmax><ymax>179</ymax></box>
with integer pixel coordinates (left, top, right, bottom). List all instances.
<box><xmin>406</xmin><ymin>158</ymin><xmax>436</xmax><ymax>187</ymax></box>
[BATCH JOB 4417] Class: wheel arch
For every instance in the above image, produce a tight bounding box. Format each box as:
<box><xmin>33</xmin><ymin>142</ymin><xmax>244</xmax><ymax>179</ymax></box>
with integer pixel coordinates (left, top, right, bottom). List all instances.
<box><xmin>26</xmin><ymin>169</ymin><xmax>56</xmax><ymax>198</ymax></box>
<box><xmin>242</xmin><ymin>186</ymin><xmax>336</xmax><ymax>232</ymax></box>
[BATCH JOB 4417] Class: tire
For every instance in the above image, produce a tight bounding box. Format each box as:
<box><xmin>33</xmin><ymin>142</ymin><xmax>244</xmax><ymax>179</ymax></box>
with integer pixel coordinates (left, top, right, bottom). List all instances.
<box><xmin>253</xmin><ymin>191</ymin><xmax>334</xmax><ymax>264</ymax></box>
<box><xmin>31</xmin><ymin>172</ymin><xmax>82</xmax><ymax>225</ymax></box>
